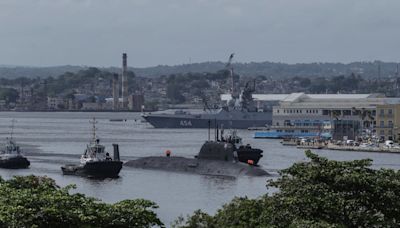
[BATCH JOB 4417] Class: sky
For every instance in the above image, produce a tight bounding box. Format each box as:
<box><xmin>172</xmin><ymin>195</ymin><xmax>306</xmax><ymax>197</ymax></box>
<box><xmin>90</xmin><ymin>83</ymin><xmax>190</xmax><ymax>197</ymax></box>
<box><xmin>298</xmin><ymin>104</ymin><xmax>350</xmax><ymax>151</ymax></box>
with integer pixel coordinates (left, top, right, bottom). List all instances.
<box><xmin>1</xmin><ymin>0</ymin><xmax>400</xmax><ymax>67</ymax></box>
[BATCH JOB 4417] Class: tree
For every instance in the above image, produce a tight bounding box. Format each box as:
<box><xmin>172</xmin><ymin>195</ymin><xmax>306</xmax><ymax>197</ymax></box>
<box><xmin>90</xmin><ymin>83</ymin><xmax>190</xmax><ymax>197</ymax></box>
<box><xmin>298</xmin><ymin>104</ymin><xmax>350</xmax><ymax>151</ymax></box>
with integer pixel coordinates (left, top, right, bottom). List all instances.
<box><xmin>176</xmin><ymin>151</ymin><xmax>400</xmax><ymax>227</ymax></box>
<box><xmin>0</xmin><ymin>88</ymin><xmax>19</xmax><ymax>103</ymax></box>
<box><xmin>0</xmin><ymin>175</ymin><xmax>163</xmax><ymax>228</ymax></box>
<box><xmin>191</xmin><ymin>79</ymin><xmax>210</xmax><ymax>89</ymax></box>
<box><xmin>166</xmin><ymin>83</ymin><xmax>185</xmax><ymax>103</ymax></box>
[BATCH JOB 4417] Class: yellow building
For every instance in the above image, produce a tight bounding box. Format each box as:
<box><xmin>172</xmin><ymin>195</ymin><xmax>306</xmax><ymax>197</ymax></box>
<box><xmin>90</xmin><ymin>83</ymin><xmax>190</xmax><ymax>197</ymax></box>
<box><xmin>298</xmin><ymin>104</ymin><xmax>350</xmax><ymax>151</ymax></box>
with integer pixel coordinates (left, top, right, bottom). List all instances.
<box><xmin>375</xmin><ymin>104</ymin><xmax>400</xmax><ymax>141</ymax></box>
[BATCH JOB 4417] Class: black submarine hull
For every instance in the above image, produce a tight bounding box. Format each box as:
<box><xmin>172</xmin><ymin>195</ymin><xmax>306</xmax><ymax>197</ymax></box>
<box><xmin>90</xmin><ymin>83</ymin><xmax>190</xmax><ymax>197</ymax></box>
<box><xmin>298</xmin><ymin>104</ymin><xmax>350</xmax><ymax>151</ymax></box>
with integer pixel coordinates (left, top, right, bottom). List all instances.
<box><xmin>0</xmin><ymin>156</ymin><xmax>30</xmax><ymax>169</ymax></box>
<box><xmin>61</xmin><ymin>161</ymin><xmax>123</xmax><ymax>178</ymax></box>
<box><xmin>124</xmin><ymin>156</ymin><xmax>268</xmax><ymax>177</ymax></box>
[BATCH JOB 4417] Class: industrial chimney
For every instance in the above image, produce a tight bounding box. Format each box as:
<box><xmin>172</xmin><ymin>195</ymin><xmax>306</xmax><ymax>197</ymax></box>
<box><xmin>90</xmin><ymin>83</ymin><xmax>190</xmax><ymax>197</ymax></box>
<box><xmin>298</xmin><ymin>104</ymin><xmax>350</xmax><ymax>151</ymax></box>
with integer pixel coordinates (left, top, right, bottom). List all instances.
<box><xmin>112</xmin><ymin>73</ymin><xmax>119</xmax><ymax>110</ymax></box>
<box><xmin>121</xmin><ymin>53</ymin><xmax>128</xmax><ymax>109</ymax></box>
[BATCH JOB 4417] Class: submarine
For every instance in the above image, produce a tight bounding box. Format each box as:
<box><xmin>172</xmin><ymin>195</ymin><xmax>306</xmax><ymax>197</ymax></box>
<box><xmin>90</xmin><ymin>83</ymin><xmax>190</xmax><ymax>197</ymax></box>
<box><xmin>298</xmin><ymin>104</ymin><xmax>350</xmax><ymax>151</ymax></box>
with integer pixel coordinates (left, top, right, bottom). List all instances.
<box><xmin>61</xmin><ymin>118</ymin><xmax>123</xmax><ymax>178</ymax></box>
<box><xmin>125</xmin><ymin>125</ymin><xmax>268</xmax><ymax>177</ymax></box>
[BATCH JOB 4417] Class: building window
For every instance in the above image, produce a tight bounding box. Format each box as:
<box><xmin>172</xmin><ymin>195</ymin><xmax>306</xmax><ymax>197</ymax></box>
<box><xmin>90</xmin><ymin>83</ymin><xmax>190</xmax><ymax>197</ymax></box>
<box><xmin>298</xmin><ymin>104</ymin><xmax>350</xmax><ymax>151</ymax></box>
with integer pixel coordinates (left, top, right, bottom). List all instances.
<box><xmin>389</xmin><ymin>130</ymin><xmax>393</xmax><ymax>135</ymax></box>
<box><xmin>380</xmin><ymin>130</ymin><xmax>385</xmax><ymax>135</ymax></box>
<box><xmin>388</xmin><ymin>109</ymin><xmax>393</xmax><ymax>115</ymax></box>
<box><xmin>322</xmin><ymin>110</ymin><xmax>330</xmax><ymax>115</ymax></box>
<box><xmin>389</xmin><ymin>120</ymin><xmax>393</xmax><ymax>127</ymax></box>
<box><xmin>380</xmin><ymin>121</ymin><xmax>384</xmax><ymax>127</ymax></box>
<box><xmin>380</xmin><ymin>109</ymin><xmax>384</xmax><ymax>115</ymax></box>
<box><xmin>343</xmin><ymin>110</ymin><xmax>351</xmax><ymax>116</ymax></box>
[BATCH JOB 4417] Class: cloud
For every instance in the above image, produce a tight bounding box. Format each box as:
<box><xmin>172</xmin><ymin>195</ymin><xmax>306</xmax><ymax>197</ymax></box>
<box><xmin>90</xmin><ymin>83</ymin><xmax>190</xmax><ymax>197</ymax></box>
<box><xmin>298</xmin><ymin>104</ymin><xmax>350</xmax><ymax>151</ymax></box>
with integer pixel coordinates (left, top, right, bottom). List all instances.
<box><xmin>0</xmin><ymin>0</ymin><xmax>400</xmax><ymax>66</ymax></box>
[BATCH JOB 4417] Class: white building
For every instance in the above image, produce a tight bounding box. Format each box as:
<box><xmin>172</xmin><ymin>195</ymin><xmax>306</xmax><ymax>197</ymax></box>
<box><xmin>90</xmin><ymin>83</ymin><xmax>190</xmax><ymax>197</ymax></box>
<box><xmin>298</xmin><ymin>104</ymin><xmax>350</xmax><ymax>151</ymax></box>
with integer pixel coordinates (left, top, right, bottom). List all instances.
<box><xmin>271</xmin><ymin>93</ymin><xmax>391</xmax><ymax>126</ymax></box>
<box><xmin>221</xmin><ymin>92</ymin><xmax>400</xmax><ymax>139</ymax></box>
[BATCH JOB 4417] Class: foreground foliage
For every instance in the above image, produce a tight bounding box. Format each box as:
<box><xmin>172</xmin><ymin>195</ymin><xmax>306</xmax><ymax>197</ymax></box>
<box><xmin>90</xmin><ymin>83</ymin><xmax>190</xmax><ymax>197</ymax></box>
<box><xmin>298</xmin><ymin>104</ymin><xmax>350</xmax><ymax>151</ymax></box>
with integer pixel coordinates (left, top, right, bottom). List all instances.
<box><xmin>175</xmin><ymin>150</ymin><xmax>400</xmax><ymax>227</ymax></box>
<box><xmin>0</xmin><ymin>175</ymin><xmax>163</xmax><ymax>228</ymax></box>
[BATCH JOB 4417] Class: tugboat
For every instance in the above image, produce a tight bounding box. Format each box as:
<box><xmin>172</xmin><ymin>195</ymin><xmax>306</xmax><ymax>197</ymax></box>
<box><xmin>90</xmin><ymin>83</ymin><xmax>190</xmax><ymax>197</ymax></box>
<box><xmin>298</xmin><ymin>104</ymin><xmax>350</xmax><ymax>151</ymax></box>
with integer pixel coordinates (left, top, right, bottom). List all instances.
<box><xmin>61</xmin><ymin>118</ymin><xmax>123</xmax><ymax>178</ymax></box>
<box><xmin>198</xmin><ymin>126</ymin><xmax>263</xmax><ymax>166</ymax></box>
<box><xmin>224</xmin><ymin>129</ymin><xmax>263</xmax><ymax>165</ymax></box>
<box><xmin>0</xmin><ymin>120</ymin><xmax>30</xmax><ymax>169</ymax></box>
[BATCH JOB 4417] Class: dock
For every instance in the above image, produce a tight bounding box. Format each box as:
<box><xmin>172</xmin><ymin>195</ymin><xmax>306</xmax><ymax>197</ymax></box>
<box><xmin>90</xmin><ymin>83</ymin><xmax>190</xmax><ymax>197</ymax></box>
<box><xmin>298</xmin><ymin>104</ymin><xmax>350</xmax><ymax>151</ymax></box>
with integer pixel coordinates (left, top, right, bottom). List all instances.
<box><xmin>326</xmin><ymin>144</ymin><xmax>400</xmax><ymax>154</ymax></box>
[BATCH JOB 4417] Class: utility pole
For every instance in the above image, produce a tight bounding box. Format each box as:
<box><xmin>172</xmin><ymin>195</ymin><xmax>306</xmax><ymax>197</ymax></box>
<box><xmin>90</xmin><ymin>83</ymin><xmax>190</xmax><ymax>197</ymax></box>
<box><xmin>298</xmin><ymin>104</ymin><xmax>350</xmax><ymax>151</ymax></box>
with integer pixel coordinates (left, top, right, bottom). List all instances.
<box><xmin>378</xmin><ymin>62</ymin><xmax>381</xmax><ymax>83</ymax></box>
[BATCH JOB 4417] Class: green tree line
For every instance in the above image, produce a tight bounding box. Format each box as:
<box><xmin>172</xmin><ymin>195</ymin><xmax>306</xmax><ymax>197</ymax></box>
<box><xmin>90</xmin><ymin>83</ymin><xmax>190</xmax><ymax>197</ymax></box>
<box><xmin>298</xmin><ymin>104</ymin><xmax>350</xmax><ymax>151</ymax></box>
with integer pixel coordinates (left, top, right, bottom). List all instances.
<box><xmin>175</xmin><ymin>151</ymin><xmax>400</xmax><ymax>227</ymax></box>
<box><xmin>1</xmin><ymin>151</ymin><xmax>399</xmax><ymax>227</ymax></box>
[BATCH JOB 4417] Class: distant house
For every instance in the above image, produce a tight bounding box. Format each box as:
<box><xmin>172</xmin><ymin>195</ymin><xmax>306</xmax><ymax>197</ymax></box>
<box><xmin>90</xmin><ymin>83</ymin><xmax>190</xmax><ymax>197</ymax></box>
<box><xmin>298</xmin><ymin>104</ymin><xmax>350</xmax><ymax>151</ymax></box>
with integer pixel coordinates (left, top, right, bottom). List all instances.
<box><xmin>0</xmin><ymin>100</ymin><xmax>7</xmax><ymax>110</ymax></box>
<box><xmin>47</xmin><ymin>97</ymin><xmax>65</xmax><ymax>110</ymax></box>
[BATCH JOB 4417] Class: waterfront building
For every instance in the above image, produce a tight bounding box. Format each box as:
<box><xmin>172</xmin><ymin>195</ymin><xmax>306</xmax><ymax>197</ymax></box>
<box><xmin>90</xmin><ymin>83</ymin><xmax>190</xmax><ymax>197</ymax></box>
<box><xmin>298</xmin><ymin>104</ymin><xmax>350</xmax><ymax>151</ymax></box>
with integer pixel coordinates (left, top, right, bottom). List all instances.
<box><xmin>222</xmin><ymin>92</ymin><xmax>400</xmax><ymax>140</ymax></box>
<box><xmin>81</xmin><ymin>102</ymin><xmax>101</xmax><ymax>111</ymax></box>
<box><xmin>272</xmin><ymin>93</ymin><xmax>400</xmax><ymax>140</ymax></box>
<box><xmin>47</xmin><ymin>97</ymin><xmax>66</xmax><ymax>110</ymax></box>
<box><xmin>128</xmin><ymin>94</ymin><xmax>145</xmax><ymax>111</ymax></box>
<box><xmin>375</xmin><ymin>104</ymin><xmax>400</xmax><ymax>141</ymax></box>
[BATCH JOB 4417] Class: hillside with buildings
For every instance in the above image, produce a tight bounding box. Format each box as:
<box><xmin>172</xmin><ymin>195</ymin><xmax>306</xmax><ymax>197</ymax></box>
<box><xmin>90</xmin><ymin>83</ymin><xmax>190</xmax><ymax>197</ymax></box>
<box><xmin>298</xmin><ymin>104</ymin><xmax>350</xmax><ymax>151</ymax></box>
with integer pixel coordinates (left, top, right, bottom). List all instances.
<box><xmin>1</xmin><ymin>61</ymin><xmax>399</xmax><ymax>79</ymax></box>
<box><xmin>1</xmin><ymin>64</ymin><xmax>400</xmax><ymax>112</ymax></box>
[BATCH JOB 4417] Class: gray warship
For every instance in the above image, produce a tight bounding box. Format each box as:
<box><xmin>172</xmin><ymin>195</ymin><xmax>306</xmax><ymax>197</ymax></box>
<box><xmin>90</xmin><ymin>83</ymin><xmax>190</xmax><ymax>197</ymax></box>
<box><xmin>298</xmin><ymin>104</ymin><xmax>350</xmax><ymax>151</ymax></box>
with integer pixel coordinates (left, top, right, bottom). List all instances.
<box><xmin>143</xmin><ymin>82</ymin><xmax>273</xmax><ymax>129</ymax></box>
<box><xmin>142</xmin><ymin>54</ymin><xmax>272</xmax><ymax>129</ymax></box>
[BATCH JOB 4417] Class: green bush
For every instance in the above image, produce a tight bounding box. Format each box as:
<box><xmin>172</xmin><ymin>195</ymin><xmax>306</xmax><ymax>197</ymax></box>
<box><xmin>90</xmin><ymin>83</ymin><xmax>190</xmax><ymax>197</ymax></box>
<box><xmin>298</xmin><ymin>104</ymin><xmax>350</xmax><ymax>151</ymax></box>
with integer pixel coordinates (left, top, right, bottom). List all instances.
<box><xmin>175</xmin><ymin>150</ymin><xmax>400</xmax><ymax>227</ymax></box>
<box><xmin>0</xmin><ymin>175</ymin><xmax>163</xmax><ymax>228</ymax></box>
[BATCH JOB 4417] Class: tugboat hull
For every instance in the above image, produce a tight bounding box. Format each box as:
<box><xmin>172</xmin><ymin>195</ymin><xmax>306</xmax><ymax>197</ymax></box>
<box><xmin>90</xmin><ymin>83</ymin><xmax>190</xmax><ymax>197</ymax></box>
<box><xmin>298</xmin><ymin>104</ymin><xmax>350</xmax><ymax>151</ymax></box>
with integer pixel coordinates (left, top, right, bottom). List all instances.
<box><xmin>237</xmin><ymin>147</ymin><xmax>263</xmax><ymax>165</ymax></box>
<box><xmin>61</xmin><ymin>161</ymin><xmax>123</xmax><ymax>178</ymax></box>
<box><xmin>198</xmin><ymin>141</ymin><xmax>264</xmax><ymax>166</ymax></box>
<box><xmin>0</xmin><ymin>156</ymin><xmax>30</xmax><ymax>169</ymax></box>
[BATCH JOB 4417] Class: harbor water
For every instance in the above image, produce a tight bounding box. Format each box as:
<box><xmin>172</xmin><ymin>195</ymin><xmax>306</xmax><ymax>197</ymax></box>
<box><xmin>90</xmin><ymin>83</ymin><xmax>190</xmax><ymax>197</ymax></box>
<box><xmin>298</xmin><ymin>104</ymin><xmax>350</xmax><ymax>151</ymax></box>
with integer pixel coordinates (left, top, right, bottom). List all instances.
<box><xmin>0</xmin><ymin>112</ymin><xmax>399</xmax><ymax>226</ymax></box>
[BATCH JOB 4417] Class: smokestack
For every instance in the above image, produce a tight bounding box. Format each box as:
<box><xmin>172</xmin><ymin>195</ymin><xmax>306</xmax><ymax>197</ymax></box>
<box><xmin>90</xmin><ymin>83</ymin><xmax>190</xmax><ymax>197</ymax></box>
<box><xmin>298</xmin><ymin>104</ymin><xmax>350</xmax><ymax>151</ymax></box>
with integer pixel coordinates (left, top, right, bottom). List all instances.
<box><xmin>112</xmin><ymin>144</ymin><xmax>120</xmax><ymax>161</ymax></box>
<box><xmin>112</xmin><ymin>74</ymin><xmax>119</xmax><ymax>110</ymax></box>
<box><xmin>122</xmin><ymin>53</ymin><xmax>128</xmax><ymax>109</ymax></box>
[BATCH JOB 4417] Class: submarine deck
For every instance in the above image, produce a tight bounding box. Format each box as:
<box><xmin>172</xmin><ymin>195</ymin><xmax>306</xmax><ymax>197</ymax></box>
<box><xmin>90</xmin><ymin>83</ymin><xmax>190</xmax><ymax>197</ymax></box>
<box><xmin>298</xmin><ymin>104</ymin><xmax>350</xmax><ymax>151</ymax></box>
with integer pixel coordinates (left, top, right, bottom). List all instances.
<box><xmin>124</xmin><ymin>156</ymin><xmax>268</xmax><ymax>177</ymax></box>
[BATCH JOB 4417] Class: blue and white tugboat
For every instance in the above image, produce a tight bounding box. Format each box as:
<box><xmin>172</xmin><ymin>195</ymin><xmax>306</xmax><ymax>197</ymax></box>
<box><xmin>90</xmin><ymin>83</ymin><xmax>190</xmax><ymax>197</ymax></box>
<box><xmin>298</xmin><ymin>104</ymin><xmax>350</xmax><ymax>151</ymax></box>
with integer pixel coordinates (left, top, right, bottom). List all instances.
<box><xmin>61</xmin><ymin>118</ymin><xmax>123</xmax><ymax>178</ymax></box>
<box><xmin>0</xmin><ymin>120</ymin><xmax>30</xmax><ymax>169</ymax></box>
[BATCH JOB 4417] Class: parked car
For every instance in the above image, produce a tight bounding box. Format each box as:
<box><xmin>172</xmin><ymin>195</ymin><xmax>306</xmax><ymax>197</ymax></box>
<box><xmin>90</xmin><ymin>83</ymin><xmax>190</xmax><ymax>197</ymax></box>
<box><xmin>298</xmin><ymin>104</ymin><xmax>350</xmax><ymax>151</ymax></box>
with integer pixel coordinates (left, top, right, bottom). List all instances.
<box><xmin>346</xmin><ymin>140</ymin><xmax>355</xmax><ymax>146</ymax></box>
<box><xmin>385</xmin><ymin>140</ymin><xmax>394</xmax><ymax>148</ymax></box>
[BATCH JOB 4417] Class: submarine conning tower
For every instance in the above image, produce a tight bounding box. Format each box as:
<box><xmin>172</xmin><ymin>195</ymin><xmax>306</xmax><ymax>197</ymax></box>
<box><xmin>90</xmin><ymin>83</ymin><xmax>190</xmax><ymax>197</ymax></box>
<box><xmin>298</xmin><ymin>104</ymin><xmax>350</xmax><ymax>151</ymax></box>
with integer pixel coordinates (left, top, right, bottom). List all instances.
<box><xmin>197</xmin><ymin>141</ymin><xmax>235</xmax><ymax>161</ymax></box>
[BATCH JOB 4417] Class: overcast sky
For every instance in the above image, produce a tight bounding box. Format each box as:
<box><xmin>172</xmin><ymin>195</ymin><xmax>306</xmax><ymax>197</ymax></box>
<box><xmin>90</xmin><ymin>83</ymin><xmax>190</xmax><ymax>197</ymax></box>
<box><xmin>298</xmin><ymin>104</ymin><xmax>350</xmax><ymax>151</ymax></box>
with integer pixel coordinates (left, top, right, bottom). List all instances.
<box><xmin>1</xmin><ymin>0</ymin><xmax>400</xmax><ymax>67</ymax></box>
